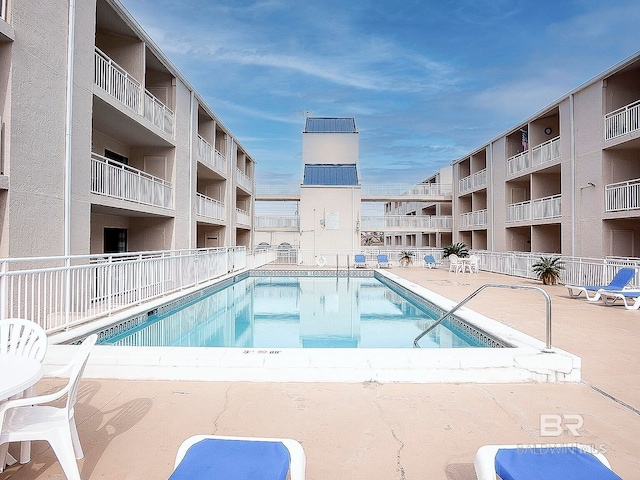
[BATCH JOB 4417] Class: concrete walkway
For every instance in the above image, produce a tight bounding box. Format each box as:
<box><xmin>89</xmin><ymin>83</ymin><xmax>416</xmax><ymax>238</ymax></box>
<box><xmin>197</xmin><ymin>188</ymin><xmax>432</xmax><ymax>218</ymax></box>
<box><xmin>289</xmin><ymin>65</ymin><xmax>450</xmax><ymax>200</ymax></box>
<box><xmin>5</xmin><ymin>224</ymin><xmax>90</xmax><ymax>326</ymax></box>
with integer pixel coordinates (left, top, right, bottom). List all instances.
<box><xmin>3</xmin><ymin>267</ymin><xmax>639</xmax><ymax>479</ymax></box>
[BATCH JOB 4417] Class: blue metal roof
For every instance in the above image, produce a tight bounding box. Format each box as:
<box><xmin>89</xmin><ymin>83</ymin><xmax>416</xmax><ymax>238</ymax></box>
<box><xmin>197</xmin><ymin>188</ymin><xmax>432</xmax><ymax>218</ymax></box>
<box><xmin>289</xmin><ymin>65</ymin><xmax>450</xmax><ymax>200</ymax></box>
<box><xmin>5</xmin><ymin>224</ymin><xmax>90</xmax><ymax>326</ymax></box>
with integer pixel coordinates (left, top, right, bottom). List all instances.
<box><xmin>303</xmin><ymin>164</ymin><xmax>358</xmax><ymax>186</ymax></box>
<box><xmin>304</xmin><ymin>117</ymin><xmax>357</xmax><ymax>133</ymax></box>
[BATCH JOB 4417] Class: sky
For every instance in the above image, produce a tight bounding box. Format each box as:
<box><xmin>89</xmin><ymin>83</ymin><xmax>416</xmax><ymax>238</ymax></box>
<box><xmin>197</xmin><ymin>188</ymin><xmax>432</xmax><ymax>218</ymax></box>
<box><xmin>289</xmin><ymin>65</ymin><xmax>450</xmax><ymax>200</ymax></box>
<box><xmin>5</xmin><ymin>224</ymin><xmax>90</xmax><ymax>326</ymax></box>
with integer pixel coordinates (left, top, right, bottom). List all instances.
<box><xmin>120</xmin><ymin>0</ymin><xmax>640</xmax><ymax>188</ymax></box>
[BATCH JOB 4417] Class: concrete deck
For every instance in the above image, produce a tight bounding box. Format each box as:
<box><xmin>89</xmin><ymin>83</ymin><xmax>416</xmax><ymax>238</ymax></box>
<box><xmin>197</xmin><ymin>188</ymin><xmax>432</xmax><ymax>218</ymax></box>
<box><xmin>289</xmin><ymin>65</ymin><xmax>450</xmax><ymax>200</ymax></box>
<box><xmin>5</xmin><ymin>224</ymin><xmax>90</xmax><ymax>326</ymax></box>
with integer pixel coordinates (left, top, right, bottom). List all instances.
<box><xmin>3</xmin><ymin>267</ymin><xmax>640</xmax><ymax>479</ymax></box>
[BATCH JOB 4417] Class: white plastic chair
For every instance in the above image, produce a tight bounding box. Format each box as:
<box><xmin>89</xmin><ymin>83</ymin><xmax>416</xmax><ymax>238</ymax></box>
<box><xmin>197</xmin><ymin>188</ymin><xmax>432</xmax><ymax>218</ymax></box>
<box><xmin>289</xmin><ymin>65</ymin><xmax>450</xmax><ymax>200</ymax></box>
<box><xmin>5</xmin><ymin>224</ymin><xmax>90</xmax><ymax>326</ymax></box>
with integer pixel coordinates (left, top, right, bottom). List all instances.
<box><xmin>0</xmin><ymin>334</ymin><xmax>97</xmax><ymax>480</ymax></box>
<box><xmin>0</xmin><ymin>318</ymin><xmax>47</xmax><ymax>362</ymax></box>
<box><xmin>448</xmin><ymin>254</ymin><xmax>463</xmax><ymax>273</ymax></box>
<box><xmin>465</xmin><ymin>254</ymin><xmax>479</xmax><ymax>273</ymax></box>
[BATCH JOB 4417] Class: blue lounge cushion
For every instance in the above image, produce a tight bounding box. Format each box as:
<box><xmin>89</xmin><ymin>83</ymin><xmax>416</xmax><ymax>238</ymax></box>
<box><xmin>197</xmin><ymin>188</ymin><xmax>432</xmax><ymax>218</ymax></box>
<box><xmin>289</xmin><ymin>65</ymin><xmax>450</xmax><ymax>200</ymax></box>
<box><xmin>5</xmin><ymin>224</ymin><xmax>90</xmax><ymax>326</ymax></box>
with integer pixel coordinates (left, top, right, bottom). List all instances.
<box><xmin>169</xmin><ymin>438</ymin><xmax>290</xmax><ymax>480</ymax></box>
<box><xmin>495</xmin><ymin>446</ymin><xmax>622</xmax><ymax>480</ymax></box>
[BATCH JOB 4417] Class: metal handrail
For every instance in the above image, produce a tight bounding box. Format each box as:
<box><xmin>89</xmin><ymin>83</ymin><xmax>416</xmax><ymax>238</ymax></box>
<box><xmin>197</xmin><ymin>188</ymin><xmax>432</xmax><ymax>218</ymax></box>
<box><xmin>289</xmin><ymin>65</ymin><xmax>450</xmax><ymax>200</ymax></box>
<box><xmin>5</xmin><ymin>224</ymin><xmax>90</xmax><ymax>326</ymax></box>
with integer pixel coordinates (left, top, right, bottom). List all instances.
<box><xmin>413</xmin><ymin>283</ymin><xmax>553</xmax><ymax>351</ymax></box>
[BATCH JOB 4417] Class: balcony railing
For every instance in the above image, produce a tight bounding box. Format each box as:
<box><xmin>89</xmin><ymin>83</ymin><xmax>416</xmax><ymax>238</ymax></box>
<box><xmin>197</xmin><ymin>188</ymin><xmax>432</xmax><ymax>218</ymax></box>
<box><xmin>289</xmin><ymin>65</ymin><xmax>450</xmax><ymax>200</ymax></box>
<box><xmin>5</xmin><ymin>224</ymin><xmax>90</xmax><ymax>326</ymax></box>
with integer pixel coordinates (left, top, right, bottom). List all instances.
<box><xmin>531</xmin><ymin>136</ymin><xmax>560</xmax><ymax>168</ymax></box>
<box><xmin>362</xmin><ymin>183</ymin><xmax>453</xmax><ymax>196</ymax></box>
<box><xmin>459</xmin><ymin>209</ymin><xmax>488</xmax><ymax>228</ymax></box>
<box><xmin>214</xmin><ymin>150</ymin><xmax>227</xmax><ymax>174</ymax></box>
<box><xmin>236</xmin><ymin>208</ymin><xmax>251</xmax><ymax>226</ymax></box>
<box><xmin>506</xmin><ymin>194</ymin><xmax>561</xmax><ymax>223</ymax></box>
<box><xmin>605</xmin><ymin>178</ymin><xmax>640</xmax><ymax>212</ymax></box>
<box><xmin>361</xmin><ymin>215</ymin><xmax>452</xmax><ymax>230</ymax></box>
<box><xmin>236</xmin><ymin>169</ymin><xmax>252</xmax><ymax>192</ymax></box>
<box><xmin>196</xmin><ymin>193</ymin><xmax>225</xmax><ymax>221</ymax></box>
<box><xmin>254</xmin><ymin>215</ymin><xmax>300</xmax><ymax>229</ymax></box>
<box><xmin>144</xmin><ymin>90</ymin><xmax>174</xmax><ymax>135</ymax></box>
<box><xmin>605</xmin><ymin>99</ymin><xmax>640</xmax><ymax>141</ymax></box>
<box><xmin>197</xmin><ymin>135</ymin><xmax>213</xmax><ymax>163</ymax></box>
<box><xmin>459</xmin><ymin>168</ymin><xmax>487</xmax><ymax>193</ymax></box>
<box><xmin>507</xmin><ymin>151</ymin><xmax>529</xmax><ymax>176</ymax></box>
<box><xmin>94</xmin><ymin>48</ymin><xmax>141</xmax><ymax>113</ymax></box>
<box><xmin>94</xmin><ymin>48</ymin><xmax>174</xmax><ymax>136</ymax></box>
<box><xmin>91</xmin><ymin>153</ymin><xmax>173</xmax><ymax>209</ymax></box>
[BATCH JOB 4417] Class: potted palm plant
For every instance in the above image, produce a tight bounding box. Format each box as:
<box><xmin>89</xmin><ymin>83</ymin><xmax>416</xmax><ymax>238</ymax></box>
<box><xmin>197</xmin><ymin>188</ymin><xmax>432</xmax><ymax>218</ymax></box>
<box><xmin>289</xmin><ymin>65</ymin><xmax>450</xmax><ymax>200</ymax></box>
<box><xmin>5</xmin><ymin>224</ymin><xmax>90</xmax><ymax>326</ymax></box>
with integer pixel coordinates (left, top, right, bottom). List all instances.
<box><xmin>442</xmin><ymin>242</ymin><xmax>469</xmax><ymax>258</ymax></box>
<box><xmin>398</xmin><ymin>250</ymin><xmax>414</xmax><ymax>267</ymax></box>
<box><xmin>532</xmin><ymin>256</ymin><xmax>564</xmax><ymax>285</ymax></box>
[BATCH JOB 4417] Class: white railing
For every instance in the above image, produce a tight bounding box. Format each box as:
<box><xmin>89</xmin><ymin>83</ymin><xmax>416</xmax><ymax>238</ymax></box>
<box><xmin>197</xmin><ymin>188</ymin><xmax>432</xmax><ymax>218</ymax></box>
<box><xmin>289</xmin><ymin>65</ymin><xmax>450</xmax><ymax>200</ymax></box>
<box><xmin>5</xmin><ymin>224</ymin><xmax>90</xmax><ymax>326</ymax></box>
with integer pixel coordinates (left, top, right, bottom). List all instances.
<box><xmin>214</xmin><ymin>150</ymin><xmax>227</xmax><ymax>174</ymax></box>
<box><xmin>196</xmin><ymin>193</ymin><xmax>225</xmax><ymax>221</ymax></box>
<box><xmin>507</xmin><ymin>195</ymin><xmax>561</xmax><ymax>223</ymax></box>
<box><xmin>507</xmin><ymin>151</ymin><xmax>529</xmax><ymax>176</ymax></box>
<box><xmin>236</xmin><ymin>208</ymin><xmax>251</xmax><ymax>226</ymax></box>
<box><xmin>531</xmin><ymin>136</ymin><xmax>561</xmax><ymax>168</ymax></box>
<box><xmin>94</xmin><ymin>48</ymin><xmax>174</xmax><ymax>136</ymax></box>
<box><xmin>459</xmin><ymin>169</ymin><xmax>487</xmax><ymax>193</ymax></box>
<box><xmin>197</xmin><ymin>135</ymin><xmax>213</xmax><ymax>164</ymax></box>
<box><xmin>94</xmin><ymin>48</ymin><xmax>141</xmax><ymax>113</ymax></box>
<box><xmin>459</xmin><ymin>209</ymin><xmax>488</xmax><ymax>228</ymax></box>
<box><xmin>254</xmin><ymin>215</ymin><xmax>300</xmax><ymax>229</ymax></box>
<box><xmin>236</xmin><ymin>169</ymin><xmax>252</xmax><ymax>192</ymax></box>
<box><xmin>361</xmin><ymin>215</ymin><xmax>452</xmax><ymax>230</ymax></box>
<box><xmin>605</xmin><ymin>99</ymin><xmax>640</xmax><ymax>141</ymax></box>
<box><xmin>91</xmin><ymin>153</ymin><xmax>173</xmax><ymax>209</ymax></box>
<box><xmin>392</xmin><ymin>202</ymin><xmax>432</xmax><ymax>215</ymax></box>
<box><xmin>605</xmin><ymin>178</ymin><xmax>640</xmax><ymax>212</ymax></box>
<box><xmin>1</xmin><ymin>0</ymin><xmax>7</xmax><ymax>21</ymax></box>
<box><xmin>144</xmin><ymin>90</ymin><xmax>174</xmax><ymax>136</ymax></box>
<box><xmin>362</xmin><ymin>183</ymin><xmax>453</xmax><ymax>197</ymax></box>
<box><xmin>0</xmin><ymin>247</ymin><xmax>247</xmax><ymax>333</ymax></box>
<box><xmin>532</xmin><ymin>194</ymin><xmax>562</xmax><ymax>220</ymax></box>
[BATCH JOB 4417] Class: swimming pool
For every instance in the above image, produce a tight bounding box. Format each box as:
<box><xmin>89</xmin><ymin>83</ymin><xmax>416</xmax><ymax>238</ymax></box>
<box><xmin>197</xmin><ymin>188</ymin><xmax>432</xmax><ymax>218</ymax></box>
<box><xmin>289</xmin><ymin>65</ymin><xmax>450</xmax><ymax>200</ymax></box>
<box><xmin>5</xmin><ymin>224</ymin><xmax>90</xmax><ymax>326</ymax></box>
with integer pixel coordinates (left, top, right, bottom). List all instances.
<box><xmin>97</xmin><ymin>271</ymin><xmax>501</xmax><ymax>348</ymax></box>
<box><xmin>48</xmin><ymin>269</ymin><xmax>581</xmax><ymax>383</ymax></box>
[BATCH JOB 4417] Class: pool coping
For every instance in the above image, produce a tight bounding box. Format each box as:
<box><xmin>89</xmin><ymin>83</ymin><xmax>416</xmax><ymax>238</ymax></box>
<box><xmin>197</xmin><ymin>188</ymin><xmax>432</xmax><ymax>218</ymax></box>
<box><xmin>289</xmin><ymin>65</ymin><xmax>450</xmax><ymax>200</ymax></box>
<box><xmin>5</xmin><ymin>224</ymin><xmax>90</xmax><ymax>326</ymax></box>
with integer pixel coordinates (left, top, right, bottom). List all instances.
<box><xmin>45</xmin><ymin>268</ymin><xmax>581</xmax><ymax>384</ymax></box>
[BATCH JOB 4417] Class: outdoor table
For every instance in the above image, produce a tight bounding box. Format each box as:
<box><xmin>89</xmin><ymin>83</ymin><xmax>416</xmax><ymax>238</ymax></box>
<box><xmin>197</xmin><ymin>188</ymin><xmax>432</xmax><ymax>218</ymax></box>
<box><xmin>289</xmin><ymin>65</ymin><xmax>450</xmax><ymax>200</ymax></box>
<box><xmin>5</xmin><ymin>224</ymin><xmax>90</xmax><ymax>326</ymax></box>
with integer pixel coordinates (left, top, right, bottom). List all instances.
<box><xmin>0</xmin><ymin>355</ymin><xmax>44</xmax><ymax>467</ymax></box>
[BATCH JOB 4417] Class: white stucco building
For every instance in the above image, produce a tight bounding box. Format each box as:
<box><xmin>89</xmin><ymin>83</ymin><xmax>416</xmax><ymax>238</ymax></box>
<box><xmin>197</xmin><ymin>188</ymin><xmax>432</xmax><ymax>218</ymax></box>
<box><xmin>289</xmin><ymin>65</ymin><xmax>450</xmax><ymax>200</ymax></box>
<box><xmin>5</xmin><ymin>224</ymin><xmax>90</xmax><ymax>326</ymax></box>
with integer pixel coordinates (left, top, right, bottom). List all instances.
<box><xmin>0</xmin><ymin>0</ymin><xmax>254</xmax><ymax>258</ymax></box>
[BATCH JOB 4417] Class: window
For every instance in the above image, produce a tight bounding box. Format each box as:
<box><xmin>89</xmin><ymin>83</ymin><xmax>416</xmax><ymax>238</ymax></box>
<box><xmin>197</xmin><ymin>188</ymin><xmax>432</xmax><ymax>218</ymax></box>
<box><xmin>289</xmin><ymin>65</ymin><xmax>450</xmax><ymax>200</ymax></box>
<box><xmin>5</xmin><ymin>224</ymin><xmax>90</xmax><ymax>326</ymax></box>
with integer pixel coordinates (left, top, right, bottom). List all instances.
<box><xmin>104</xmin><ymin>149</ymin><xmax>128</xmax><ymax>165</ymax></box>
<box><xmin>104</xmin><ymin>228</ymin><xmax>127</xmax><ymax>253</ymax></box>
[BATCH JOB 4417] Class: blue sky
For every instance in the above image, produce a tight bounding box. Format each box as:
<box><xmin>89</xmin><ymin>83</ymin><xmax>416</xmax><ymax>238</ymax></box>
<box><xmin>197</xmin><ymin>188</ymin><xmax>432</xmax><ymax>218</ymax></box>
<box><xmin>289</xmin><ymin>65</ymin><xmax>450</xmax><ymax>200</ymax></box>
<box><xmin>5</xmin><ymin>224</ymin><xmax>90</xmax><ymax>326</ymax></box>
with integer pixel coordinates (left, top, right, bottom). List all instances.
<box><xmin>121</xmin><ymin>0</ymin><xmax>640</xmax><ymax>186</ymax></box>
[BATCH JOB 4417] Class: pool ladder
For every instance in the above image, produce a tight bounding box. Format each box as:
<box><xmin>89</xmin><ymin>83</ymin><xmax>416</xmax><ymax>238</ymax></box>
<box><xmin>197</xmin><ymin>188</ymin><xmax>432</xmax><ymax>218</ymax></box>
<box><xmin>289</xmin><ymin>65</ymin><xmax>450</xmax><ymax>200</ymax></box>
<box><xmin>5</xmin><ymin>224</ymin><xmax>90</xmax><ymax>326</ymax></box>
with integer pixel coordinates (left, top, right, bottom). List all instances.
<box><xmin>413</xmin><ymin>283</ymin><xmax>553</xmax><ymax>351</ymax></box>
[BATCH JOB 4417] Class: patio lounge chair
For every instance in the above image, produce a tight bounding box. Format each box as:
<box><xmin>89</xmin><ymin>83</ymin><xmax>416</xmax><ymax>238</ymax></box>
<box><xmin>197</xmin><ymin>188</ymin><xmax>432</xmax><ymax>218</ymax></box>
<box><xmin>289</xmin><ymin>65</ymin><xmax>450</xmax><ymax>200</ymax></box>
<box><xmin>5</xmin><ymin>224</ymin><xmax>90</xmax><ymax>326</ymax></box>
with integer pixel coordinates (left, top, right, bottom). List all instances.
<box><xmin>598</xmin><ymin>289</ymin><xmax>640</xmax><ymax>310</ymax></box>
<box><xmin>354</xmin><ymin>254</ymin><xmax>367</xmax><ymax>268</ymax></box>
<box><xmin>565</xmin><ymin>267</ymin><xmax>636</xmax><ymax>302</ymax></box>
<box><xmin>169</xmin><ymin>434</ymin><xmax>306</xmax><ymax>480</ymax></box>
<box><xmin>423</xmin><ymin>255</ymin><xmax>441</xmax><ymax>269</ymax></box>
<box><xmin>376</xmin><ymin>254</ymin><xmax>391</xmax><ymax>268</ymax></box>
<box><xmin>474</xmin><ymin>443</ymin><xmax>622</xmax><ymax>480</ymax></box>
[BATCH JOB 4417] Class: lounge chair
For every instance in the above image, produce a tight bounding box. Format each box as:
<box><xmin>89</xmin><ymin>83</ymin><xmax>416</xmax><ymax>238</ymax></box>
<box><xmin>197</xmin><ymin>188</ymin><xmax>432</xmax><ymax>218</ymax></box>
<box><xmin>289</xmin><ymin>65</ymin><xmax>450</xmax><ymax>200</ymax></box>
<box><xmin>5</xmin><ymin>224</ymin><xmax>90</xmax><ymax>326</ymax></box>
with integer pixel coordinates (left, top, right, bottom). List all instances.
<box><xmin>169</xmin><ymin>434</ymin><xmax>306</xmax><ymax>480</ymax></box>
<box><xmin>354</xmin><ymin>254</ymin><xmax>367</xmax><ymax>268</ymax></box>
<box><xmin>423</xmin><ymin>255</ymin><xmax>441</xmax><ymax>269</ymax></box>
<box><xmin>599</xmin><ymin>289</ymin><xmax>640</xmax><ymax>310</ymax></box>
<box><xmin>448</xmin><ymin>254</ymin><xmax>463</xmax><ymax>273</ymax></box>
<box><xmin>376</xmin><ymin>254</ymin><xmax>391</xmax><ymax>268</ymax></box>
<box><xmin>475</xmin><ymin>444</ymin><xmax>622</xmax><ymax>480</ymax></box>
<box><xmin>565</xmin><ymin>267</ymin><xmax>636</xmax><ymax>302</ymax></box>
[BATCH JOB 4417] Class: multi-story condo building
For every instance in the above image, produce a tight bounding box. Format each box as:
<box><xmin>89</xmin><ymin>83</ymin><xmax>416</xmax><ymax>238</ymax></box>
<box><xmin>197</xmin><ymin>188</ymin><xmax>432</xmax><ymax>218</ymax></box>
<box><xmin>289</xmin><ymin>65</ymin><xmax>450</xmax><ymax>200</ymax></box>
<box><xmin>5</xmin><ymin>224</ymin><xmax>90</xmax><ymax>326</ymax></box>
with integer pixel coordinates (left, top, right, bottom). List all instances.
<box><xmin>0</xmin><ymin>0</ymin><xmax>254</xmax><ymax>259</ymax></box>
<box><xmin>393</xmin><ymin>51</ymin><xmax>640</xmax><ymax>258</ymax></box>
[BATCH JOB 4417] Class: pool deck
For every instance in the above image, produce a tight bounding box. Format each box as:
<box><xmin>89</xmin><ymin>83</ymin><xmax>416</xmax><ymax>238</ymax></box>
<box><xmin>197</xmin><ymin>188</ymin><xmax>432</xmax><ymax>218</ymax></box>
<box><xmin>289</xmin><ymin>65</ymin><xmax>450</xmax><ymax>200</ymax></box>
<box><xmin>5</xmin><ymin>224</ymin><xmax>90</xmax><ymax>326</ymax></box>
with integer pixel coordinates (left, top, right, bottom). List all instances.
<box><xmin>4</xmin><ymin>266</ymin><xmax>640</xmax><ymax>479</ymax></box>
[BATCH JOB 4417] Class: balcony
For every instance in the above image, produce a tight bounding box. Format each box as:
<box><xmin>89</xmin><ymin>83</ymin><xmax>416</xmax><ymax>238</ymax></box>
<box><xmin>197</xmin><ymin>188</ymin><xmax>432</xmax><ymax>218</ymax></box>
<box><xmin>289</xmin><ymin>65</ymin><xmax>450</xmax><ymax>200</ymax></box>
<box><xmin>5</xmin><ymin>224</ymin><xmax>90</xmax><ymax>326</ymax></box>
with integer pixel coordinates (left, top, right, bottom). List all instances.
<box><xmin>94</xmin><ymin>48</ymin><xmax>175</xmax><ymax>136</ymax></box>
<box><xmin>236</xmin><ymin>208</ymin><xmax>251</xmax><ymax>227</ymax></box>
<box><xmin>197</xmin><ymin>135</ymin><xmax>226</xmax><ymax>176</ymax></box>
<box><xmin>605</xmin><ymin>100</ymin><xmax>640</xmax><ymax>141</ymax></box>
<box><xmin>459</xmin><ymin>169</ymin><xmax>487</xmax><ymax>194</ymax></box>
<box><xmin>236</xmin><ymin>169</ymin><xmax>252</xmax><ymax>192</ymax></box>
<box><xmin>254</xmin><ymin>215</ymin><xmax>300</xmax><ymax>229</ymax></box>
<box><xmin>459</xmin><ymin>209</ymin><xmax>488</xmax><ymax>228</ymax></box>
<box><xmin>507</xmin><ymin>137</ymin><xmax>560</xmax><ymax>177</ymax></box>
<box><xmin>196</xmin><ymin>193</ymin><xmax>225</xmax><ymax>221</ymax></box>
<box><xmin>605</xmin><ymin>178</ymin><xmax>640</xmax><ymax>212</ymax></box>
<box><xmin>506</xmin><ymin>194</ymin><xmax>561</xmax><ymax>223</ymax></box>
<box><xmin>361</xmin><ymin>215</ymin><xmax>452</xmax><ymax>231</ymax></box>
<box><xmin>91</xmin><ymin>153</ymin><xmax>173</xmax><ymax>209</ymax></box>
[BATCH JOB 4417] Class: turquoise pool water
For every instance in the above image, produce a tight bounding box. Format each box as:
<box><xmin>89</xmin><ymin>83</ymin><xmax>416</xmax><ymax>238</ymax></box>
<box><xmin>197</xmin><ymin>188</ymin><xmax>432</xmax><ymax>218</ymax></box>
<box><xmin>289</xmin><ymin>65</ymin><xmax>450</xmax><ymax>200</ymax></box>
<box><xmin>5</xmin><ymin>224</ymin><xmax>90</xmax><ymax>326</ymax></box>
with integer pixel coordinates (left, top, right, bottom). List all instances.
<box><xmin>99</xmin><ymin>273</ymin><xmax>491</xmax><ymax>348</ymax></box>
